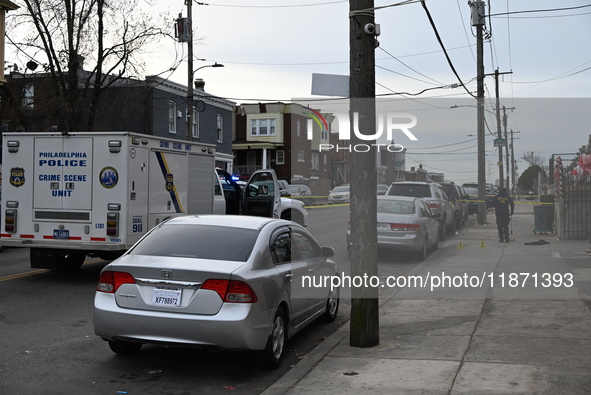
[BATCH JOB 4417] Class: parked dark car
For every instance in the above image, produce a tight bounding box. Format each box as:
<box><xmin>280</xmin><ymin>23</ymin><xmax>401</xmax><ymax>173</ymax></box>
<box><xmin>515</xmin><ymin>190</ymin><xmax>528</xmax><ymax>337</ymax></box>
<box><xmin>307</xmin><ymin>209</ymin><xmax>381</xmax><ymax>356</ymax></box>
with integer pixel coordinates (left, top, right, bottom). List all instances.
<box><xmin>464</xmin><ymin>187</ymin><xmax>480</xmax><ymax>215</ymax></box>
<box><xmin>440</xmin><ymin>182</ymin><xmax>469</xmax><ymax>229</ymax></box>
<box><xmin>462</xmin><ymin>183</ymin><xmax>493</xmax><ymax>208</ymax></box>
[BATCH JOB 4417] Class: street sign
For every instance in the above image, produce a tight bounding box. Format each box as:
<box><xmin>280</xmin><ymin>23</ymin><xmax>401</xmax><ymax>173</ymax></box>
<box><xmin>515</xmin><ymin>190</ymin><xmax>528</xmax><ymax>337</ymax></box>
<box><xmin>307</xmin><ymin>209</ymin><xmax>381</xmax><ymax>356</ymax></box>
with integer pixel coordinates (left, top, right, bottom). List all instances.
<box><xmin>494</xmin><ymin>138</ymin><xmax>507</xmax><ymax>147</ymax></box>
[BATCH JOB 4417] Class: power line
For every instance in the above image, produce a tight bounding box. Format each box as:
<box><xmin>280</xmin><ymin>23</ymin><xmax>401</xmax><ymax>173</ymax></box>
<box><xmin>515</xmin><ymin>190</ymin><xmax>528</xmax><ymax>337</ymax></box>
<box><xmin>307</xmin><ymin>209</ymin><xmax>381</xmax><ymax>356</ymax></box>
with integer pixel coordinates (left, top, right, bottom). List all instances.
<box><xmin>378</xmin><ymin>47</ymin><xmax>444</xmax><ymax>85</ymax></box>
<box><xmin>196</xmin><ymin>1</ymin><xmax>348</xmax><ymax>8</ymax></box>
<box><xmin>420</xmin><ymin>0</ymin><xmax>476</xmax><ymax>98</ymax></box>
<box><xmin>488</xmin><ymin>3</ymin><xmax>591</xmax><ymax>17</ymax></box>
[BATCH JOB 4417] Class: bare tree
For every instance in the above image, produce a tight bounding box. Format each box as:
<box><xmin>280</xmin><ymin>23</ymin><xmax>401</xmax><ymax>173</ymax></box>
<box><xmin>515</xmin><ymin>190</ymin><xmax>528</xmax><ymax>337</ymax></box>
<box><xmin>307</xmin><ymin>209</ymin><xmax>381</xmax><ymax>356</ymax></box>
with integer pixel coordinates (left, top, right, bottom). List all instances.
<box><xmin>521</xmin><ymin>151</ymin><xmax>546</xmax><ymax>168</ymax></box>
<box><xmin>7</xmin><ymin>0</ymin><xmax>170</xmax><ymax>131</ymax></box>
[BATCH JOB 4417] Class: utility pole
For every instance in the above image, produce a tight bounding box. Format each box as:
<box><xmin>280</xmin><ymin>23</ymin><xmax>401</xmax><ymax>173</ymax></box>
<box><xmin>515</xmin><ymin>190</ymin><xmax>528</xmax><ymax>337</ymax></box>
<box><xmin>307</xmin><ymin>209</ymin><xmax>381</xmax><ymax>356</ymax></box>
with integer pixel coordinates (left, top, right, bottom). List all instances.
<box><xmin>349</xmin><ymin>0</ymin><xmax>379</xmax><ymax>348</ymax></box>
<box><xmin>502</xmin><ymin>106</ymin><xmax>515</xmax><ymax>190</ymax></box>
<box><xmin>186</xmin><ymin>0</ymin><xmax>194</xmax><ymax>141</ymax></box>
<box><xmin>488</xmin><ymin>69</ymin><xmax>512</xmax><ymax>189</ymax></box>
<box><xmin>510</xmin><ymin>130</ymin><xmax>520</xmax><ymax>194</ymax></box>
<box><xmin>471</xmin><ymin>1</ymin><xmax>487</xmax><ymax>225</ymax></box>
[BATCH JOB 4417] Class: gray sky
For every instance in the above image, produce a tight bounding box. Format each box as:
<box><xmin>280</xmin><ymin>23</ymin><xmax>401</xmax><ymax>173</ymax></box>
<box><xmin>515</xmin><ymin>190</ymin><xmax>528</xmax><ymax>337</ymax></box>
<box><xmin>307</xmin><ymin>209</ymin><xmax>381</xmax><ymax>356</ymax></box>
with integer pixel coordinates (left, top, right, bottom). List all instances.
<box><xmin>11</xmin><ymin>0</ymin><xmax>586</xmax><ymax>185</ymax></box>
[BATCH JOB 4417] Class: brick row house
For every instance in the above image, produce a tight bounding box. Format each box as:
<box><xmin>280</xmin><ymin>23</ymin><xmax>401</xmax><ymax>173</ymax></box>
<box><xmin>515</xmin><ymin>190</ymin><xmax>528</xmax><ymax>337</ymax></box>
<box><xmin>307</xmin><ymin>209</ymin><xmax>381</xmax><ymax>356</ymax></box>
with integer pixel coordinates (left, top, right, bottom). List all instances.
<box><xmin>0</xmin><ymin>72</ymin><xmax>235</xmax><ymax>171</ymax></box>
<box><xmin>233</xmin><ymin>102</ymin><xmax>340</xmax><ymax>197</ymax></box>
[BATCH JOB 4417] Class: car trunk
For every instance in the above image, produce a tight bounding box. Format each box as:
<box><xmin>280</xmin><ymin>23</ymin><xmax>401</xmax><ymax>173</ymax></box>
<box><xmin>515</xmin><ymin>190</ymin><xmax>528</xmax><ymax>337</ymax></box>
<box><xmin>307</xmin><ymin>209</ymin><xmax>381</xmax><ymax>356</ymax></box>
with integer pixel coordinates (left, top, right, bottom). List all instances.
<box><xmin>109</xmin><ymin>255</ymin><xmax>246</xmax><ymax>315</ymax></box>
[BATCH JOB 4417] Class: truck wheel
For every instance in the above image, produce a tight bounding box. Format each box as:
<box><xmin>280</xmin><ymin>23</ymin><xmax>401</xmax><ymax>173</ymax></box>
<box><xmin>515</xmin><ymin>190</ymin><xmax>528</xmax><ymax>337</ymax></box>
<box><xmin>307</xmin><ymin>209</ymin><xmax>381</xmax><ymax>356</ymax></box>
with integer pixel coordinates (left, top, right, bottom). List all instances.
<box><xmin>30</xmin><ymin>248</ymin><xmax>85</xmax><ymax>270</ymax></box>
<box><xmin>56</xmin><ymin>252</ymin><xmax>86</xmax><ymax>271</ymax></box>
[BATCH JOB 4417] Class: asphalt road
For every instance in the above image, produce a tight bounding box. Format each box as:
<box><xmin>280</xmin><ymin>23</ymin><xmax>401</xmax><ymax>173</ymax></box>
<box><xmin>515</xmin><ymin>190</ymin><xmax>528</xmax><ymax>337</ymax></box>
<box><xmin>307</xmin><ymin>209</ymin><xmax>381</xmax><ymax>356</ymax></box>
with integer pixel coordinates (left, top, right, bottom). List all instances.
<box><xmin>0</xmin><ymin>205</ymin><xmax>431</xmax><ymax>394</ymax></box>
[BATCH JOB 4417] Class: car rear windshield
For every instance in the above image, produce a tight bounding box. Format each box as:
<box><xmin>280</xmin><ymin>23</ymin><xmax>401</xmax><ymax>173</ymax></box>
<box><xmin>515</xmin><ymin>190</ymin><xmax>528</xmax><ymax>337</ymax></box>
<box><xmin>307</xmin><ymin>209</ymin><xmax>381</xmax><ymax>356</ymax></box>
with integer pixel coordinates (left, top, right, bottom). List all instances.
<box><xmin>388</xmin><ymin>184</ymin><xmax>432</xmax><ymax>198</ymax></box>
<box><xmin>377</xmin><ymin>200</ymin><xmax>415</xmax><ymax>214</ymax></box>
<box><xmin>332</xmin><ymin>186</ymin><xmax>349</xmax><ymax>193</ymax></box>
<box><xmin>128</xmin><ymin>224</ymin><xmax>259</xmax><ymax>262</ymax></box>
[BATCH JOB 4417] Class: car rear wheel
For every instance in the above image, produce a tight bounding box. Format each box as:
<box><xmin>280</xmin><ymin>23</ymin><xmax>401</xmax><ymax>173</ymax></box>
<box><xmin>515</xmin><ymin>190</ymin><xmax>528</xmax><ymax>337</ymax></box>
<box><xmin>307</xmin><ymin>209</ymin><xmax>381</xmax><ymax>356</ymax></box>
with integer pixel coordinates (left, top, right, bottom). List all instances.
<box><xmin>415</xmin><ymin>238</ymin><xmax>428</xmax><ymax>261</ymax></box>
<box><xmin>263</xmin><ymin>308</ymin><xmax>287</xmax><ymax>369</ymax></box>
<box><xmin>320</xmin><ymin>287</ymin><xmax>339</xmax><ymax>323</ymax></box>
<box><xmin>431</xmin><ymin>233</ymin><xmax>439</xmax><ymax>251</ymax></box>
<box><xmin>108</xmin><ymin>340</ymin><xmax>143</xmax><ymax>355</ymax></box>
<box><xmin>454</xmin><ymin>211</ymin><xmax>462</xmax><ymax>230</ymax></box>
<box><xmin>447</xmin><ymin>215</ymin><xmax>456</xmax><ymax>235</ymax></box>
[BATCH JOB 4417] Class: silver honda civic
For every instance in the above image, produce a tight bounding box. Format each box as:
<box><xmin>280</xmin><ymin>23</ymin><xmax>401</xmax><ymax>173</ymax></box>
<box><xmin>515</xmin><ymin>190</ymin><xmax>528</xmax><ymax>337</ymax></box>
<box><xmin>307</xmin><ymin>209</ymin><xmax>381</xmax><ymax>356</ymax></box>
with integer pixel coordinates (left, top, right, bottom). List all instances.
<box><xmin>93</xmin><ymin>215</ymin><xmax>339</xmax><ymax>368</ymax></box>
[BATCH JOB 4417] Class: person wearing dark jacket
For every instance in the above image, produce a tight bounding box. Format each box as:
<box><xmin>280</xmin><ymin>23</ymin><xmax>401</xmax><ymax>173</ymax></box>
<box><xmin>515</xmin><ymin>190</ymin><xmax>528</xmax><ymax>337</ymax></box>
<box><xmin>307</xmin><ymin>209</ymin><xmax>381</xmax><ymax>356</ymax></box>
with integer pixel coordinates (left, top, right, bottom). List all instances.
<box><xmin>492</xmin><ymin>187</ymin><xmax>514</xmax><ymax>242</ymax></box>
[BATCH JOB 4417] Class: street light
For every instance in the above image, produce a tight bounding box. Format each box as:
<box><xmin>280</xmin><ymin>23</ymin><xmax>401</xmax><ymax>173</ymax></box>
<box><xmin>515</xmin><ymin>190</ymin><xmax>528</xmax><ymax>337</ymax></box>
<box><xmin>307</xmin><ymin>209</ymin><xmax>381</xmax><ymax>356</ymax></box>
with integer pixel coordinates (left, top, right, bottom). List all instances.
<box><xmin>187</xmin><ymin>62</ymin><xmax>224</xmax><ymax>141</ymax></box>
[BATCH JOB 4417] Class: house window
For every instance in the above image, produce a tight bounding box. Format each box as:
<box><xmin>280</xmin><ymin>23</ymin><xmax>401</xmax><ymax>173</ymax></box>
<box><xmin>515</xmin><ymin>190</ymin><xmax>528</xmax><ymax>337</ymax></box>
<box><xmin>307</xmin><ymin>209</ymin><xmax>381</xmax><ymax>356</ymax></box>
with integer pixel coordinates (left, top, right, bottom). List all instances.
<box><xmin>23</xmin><ymin>83</ymin><xmax>34</xmax><ymax>109</ymax></box>
<box><xmin>321</xmin><ymin>123</ymin><xmax>328</xmax><ymax>141</ymax></box>
<box><xmin>217</xmin><ymin>114</ymin><xmax>223</xmax><ymax>142</ymax></box>
<box><xmin>296</xmin><ymin>119</ymin><xmax>301</xmax><ymax>137</ymax></box>
<box><xmin>276</xmin><ymin>150</ymin><xmax>285</xmax><ymax>165</ymax></box>
<box><xmin>192</xmin><ymin>109</ymin><xmax>199</xmax><ymax>138</ymax></box>
<box><xmin>297</xmin><ymin>150</ymin><xmax>305</xmax><ymax>162</ymax></box>
<box><xmin>168</xmin><ymin>101</ymin><xmax>176</xmax><ymax>134</ymax></box>
<box><xmin>251</xmin><ymin>118</ymin><xmax>276</xmax><ymax>136</ymax></box>
<box><xmin>324</xmin><ymin>154</ymin><xmax>328</xmax><ymax>170</ymax></box>
<box><xmin>311</xmin><ymin>152</ymin><xmax>319</xmax><ymax>170</ymax></box>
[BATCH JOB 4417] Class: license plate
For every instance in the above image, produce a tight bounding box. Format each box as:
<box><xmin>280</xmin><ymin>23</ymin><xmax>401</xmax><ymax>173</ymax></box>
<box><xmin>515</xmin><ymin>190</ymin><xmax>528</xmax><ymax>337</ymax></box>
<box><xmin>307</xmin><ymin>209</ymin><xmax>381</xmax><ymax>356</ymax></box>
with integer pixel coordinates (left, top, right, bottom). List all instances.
<box><xmin>152</xmin><ymin>286</ymin><xmax>182</xmax><ymax>306</ymax></box>
<box><xmin>377</xmin><ymin>223</ymin><xmax>390</xmax><ymax>230</ymax></box>
<box><xmin>53</xmin><ymin>229</ymin><xmax>70</xmax><ymax>239</ymax></box>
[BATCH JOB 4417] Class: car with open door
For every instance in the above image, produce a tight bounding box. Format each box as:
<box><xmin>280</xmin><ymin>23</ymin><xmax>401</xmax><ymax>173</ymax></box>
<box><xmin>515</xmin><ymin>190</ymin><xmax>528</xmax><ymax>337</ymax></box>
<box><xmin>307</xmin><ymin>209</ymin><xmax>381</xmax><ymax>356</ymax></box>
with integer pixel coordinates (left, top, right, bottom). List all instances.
<box><xmin>242</xmin><ymin>169</ymin><xmax>308</xmax><ymax>226</ymax></box>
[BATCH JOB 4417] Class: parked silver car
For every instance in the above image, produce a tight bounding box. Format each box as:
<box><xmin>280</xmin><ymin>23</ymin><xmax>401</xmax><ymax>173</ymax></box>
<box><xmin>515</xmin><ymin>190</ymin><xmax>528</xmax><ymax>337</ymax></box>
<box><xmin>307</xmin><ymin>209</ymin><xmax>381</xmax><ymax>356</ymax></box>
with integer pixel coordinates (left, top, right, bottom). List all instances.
<box><xmin>386</xmin><ymin>181</ymin><xmax>454</xmax><ymax>240</ymax></box>
<box><xmin>328</xmin><ymin>185</ymin><xmax>350</xmax><ymax>204</ymax></box>
<box><xmin>94</xmin><ymin>215</ymin><xmax>339</xmax><ymax>368</ymax></box>
<box><xmin>347</xmin><ymin>196</ymin><xmax>440</xmax><ymax>260</ymax></box>
<box><xmin>289</xmin><ymin>184</ymin><xmax>316</xmax><ymax>205</ymax></box>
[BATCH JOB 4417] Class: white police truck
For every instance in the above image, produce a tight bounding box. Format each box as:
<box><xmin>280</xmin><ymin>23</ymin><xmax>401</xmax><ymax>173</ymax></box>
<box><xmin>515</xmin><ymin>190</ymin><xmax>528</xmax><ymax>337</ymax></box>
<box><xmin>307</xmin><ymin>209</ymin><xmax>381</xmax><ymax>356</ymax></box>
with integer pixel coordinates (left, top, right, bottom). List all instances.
<box><xmin>1</xmin><ymin>132</ymin><xmax>306</xmax><ymax>270</ymax></box>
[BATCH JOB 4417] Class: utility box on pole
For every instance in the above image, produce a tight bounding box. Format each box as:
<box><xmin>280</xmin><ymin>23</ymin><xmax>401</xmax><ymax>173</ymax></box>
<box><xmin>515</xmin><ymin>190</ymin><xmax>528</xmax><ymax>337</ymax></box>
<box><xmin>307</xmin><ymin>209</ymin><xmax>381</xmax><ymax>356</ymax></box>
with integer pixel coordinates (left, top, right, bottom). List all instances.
<box><xmin>175</xmin><ymin>17</ymin><xmax>191</xmax><ymax>43</ymax></box>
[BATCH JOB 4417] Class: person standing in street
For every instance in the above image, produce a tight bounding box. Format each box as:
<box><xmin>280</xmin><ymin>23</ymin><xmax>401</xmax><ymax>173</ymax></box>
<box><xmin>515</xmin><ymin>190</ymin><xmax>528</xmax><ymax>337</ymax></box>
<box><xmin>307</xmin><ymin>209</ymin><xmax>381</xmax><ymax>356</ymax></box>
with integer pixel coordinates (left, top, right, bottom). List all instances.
<box><xmin>492</xmin><ymin>187</ymin><xmax>514</xmax><ymax>242</ymax></box>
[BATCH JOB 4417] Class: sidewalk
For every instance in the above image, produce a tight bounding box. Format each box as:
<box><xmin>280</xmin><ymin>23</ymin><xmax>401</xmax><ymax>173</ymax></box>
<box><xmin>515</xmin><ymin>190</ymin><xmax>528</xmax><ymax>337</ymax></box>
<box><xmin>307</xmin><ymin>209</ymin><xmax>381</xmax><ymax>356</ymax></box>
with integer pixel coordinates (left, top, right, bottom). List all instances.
<box><xmin>264</xmin><ymin>203</ymin><xmax>591</xmax><ymax>395</ymax></box>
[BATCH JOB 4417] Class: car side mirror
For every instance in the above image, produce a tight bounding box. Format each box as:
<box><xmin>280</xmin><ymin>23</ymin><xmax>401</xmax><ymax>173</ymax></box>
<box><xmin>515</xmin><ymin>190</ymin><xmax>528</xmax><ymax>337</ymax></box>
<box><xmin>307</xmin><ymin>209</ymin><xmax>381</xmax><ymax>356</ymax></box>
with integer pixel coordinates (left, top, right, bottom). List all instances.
<box><xmin>432</xmin><ymin>212</ymin><xmax>442</xmax><ymax>218</ymax></box>
<box><xmin>321</xmin><ymin>246</ymin><xmax>334</xmax><ymax>258</ymax></box>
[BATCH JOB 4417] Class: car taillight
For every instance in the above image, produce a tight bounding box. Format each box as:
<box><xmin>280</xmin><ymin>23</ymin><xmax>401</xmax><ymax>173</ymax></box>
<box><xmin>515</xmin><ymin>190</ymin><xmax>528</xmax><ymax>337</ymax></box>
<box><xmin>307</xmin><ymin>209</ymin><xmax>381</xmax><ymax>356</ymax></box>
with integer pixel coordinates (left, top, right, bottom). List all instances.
<box><xmin>426</xmin><ymin>201</ymin><xmax>440</xmax><ymax>209</ymax></box>
<box><xmin>202</xmin><ymin>279</ymin><xmax>258</xmax><ymax>303</ymax></box>
<box><xmin>106</xmin><ymin>212</ymin><xmax>119</xmax><ymax>237</ymax></box>
<box><xmin>389</xmin><ymin>223</ymin><xmax>421</xmax><ymax>231</ymax></box>
<box><xmin>97</xmin><ymin>271</ymin><xmax>135</xmax><ymax>293</ymax></box>
<box><xmin>4</xmin><ymin>209</ymin><xmax>17</xmax><ymax>233</ymax></box>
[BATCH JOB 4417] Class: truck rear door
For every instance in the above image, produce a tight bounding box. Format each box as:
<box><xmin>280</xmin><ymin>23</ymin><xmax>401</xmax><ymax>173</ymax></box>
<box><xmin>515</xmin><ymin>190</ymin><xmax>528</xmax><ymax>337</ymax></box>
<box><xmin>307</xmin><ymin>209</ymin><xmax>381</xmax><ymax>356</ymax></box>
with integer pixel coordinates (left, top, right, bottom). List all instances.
<box><xmin>34</xmin><ymin>137</ymin><xmax>93</xmax><ymax>210</ymax></box>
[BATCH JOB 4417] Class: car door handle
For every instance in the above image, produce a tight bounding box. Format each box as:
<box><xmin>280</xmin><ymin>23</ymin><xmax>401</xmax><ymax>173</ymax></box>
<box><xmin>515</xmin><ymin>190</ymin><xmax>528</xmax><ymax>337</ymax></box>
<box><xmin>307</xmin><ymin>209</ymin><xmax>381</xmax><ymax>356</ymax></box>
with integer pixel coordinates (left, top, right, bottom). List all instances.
<box><xmin>285</xmin><ymin>274</ymin><xmax>294</xmax><ymax>279</ymax></box>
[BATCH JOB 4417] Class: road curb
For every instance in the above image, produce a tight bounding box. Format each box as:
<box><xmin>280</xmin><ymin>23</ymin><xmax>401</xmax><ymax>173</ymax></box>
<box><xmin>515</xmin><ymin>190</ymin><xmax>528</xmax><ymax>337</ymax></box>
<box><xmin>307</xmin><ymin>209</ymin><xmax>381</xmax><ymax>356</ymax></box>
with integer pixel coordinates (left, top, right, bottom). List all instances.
<box><xmin>261</xmin><ymin>321</ymin><xmax>350</xmax><ymax>395</ymax></box>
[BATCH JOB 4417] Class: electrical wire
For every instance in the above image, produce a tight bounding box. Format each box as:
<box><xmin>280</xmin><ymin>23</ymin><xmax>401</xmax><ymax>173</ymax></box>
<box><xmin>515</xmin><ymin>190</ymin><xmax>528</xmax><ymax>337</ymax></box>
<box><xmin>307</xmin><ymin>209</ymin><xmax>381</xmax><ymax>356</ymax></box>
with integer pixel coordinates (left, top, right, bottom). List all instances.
<box><xmin>196</xmin><ymin>1</ymin><xmax>347</xmax><ymax>8</ymax></box>
<box><xmin>419</xmin><ymin>0</ymin><xmax>476</xmax><ymax>98</ymax></box>
<box><xmin>456</xmin><ymin>0</ymin><xmax>476</xmax><ymax>64</ymax></box>
<box><xmin>378</xmin><ymin>47</ymin><xmax>444</xmax><ymax>85</ymax></box>
<box><xmin>488</xmin><ymin>3</ymin><xmax>591</xmax><ymax>17</ymax></box>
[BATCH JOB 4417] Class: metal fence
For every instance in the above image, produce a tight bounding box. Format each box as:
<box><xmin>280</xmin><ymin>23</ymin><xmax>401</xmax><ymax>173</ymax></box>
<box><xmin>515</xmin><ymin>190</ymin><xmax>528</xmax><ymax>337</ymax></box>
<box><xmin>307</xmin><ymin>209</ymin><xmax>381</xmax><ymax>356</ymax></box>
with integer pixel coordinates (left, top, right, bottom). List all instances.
<box><xmin>558</xmin><ymin>172</ymin><xmax>591</xmax><ymax>239</ymax></box>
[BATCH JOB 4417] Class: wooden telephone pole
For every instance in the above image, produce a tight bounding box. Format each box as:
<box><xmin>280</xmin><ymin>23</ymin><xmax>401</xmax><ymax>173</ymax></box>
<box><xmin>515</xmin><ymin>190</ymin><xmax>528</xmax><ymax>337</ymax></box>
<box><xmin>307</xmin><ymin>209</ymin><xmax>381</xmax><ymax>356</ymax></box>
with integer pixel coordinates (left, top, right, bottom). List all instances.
<box><xmin>349</xmin><ymin>0</ymin><xmax>379</xmax><ymax>348</ymax></box>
